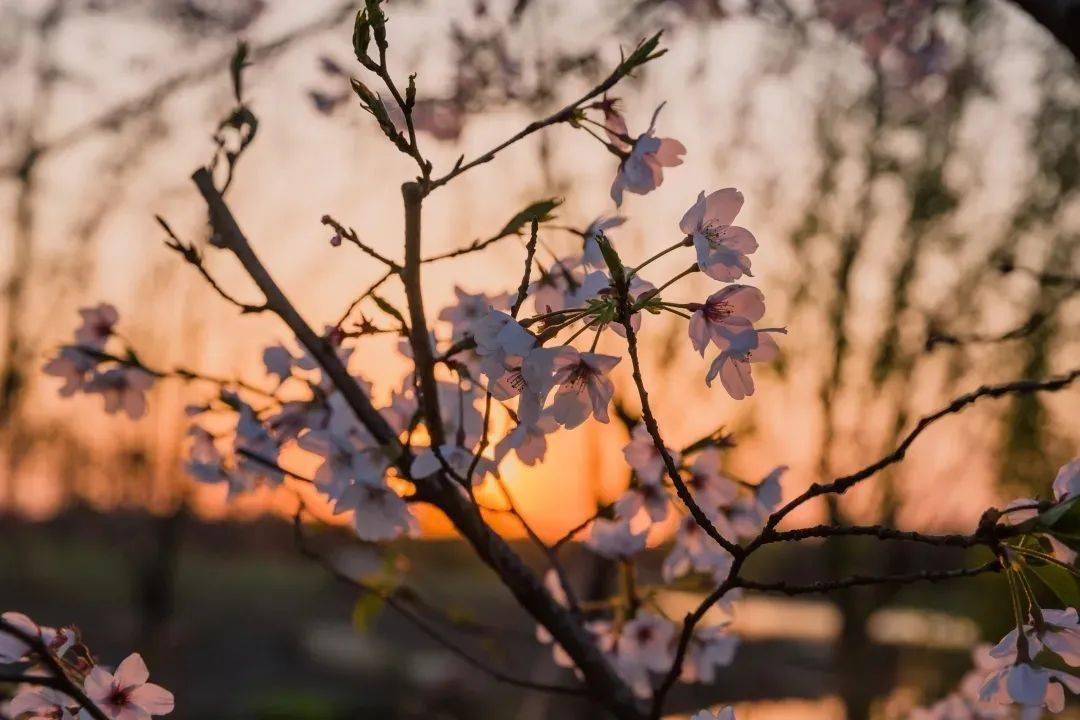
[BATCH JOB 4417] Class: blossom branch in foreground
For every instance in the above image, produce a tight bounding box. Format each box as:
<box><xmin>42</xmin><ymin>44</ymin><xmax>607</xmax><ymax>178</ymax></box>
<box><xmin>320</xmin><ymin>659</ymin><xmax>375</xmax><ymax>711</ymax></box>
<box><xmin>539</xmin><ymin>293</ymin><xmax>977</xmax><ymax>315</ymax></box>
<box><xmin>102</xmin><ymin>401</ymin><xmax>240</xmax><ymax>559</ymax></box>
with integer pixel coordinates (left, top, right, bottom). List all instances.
<box><xmin>600</xmin><ymin>235</ymin><xmax>740</xmax><ymax>557</ymax></box>
<box><xmin>190</xmin><ymin>166</ymin><xmax>646</xmax><ymax>720</ymax></box>
<box><xmin>423</xmin><ymin>33</ymin><xmax>666</xmax><ymax>193</ymax></box>
<box><xmin>0</xmin><ymin>617</ymin><xmax>111</xmax><ymax>720</ymax></box>
<box><xmin>157</xmin><ymin>215</ymin><xmax>268</xmax><ymax>314</ymax></box>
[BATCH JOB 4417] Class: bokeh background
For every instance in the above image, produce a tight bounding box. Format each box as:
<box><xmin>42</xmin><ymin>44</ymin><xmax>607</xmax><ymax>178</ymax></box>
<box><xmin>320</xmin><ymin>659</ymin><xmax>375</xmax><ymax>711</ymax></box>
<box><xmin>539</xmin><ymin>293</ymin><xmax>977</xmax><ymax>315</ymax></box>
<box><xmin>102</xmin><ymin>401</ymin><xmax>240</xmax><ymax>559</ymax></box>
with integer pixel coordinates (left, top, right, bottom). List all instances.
<box><xmin>1</xmin><ymin>0</ymin><xmax>1078</xmax><ymax>717</ymax></box>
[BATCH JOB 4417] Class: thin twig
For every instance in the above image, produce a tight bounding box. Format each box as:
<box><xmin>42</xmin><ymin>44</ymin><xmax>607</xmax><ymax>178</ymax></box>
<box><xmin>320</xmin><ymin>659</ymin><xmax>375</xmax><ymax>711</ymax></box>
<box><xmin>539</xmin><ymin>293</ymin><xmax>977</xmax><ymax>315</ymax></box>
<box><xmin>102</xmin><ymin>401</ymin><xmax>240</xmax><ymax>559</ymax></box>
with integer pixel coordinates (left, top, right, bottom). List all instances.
<box><xmin>734</xmin><ymin>560</ymin><xmax>1001</xmax><ymax>595</ymax></box>
<box><xmin>510</xmin><ymin>220</ymin><xmax>539</xmax><ymax>318</ymax></box>
<box><xmin>321</xmin><ymin>214</ymin><xmax>402</xmax><ymax>271</ymax></box>
<box><xmin>0</xmin><ymin>620</ymin><xmax>111</xmax><ymax>720</ymax></box>
<box><xmin>758</xmin><ymin>367</ymin><xmax>1080</xmax><ymax>533</ymax></box>
<box><xmin>423</xmin><ymin>34</ymin><xmax>664</xmax><ymax>193</ymax></box>
<box><xmin>291</xmin><ymin>511</ymin><xmax>582</xmax><ymax>695</ymax></box>
<box><xmin>157</xmin><ymin>215</ymin><xmax>267</xmax><ymax>314</ymax></box>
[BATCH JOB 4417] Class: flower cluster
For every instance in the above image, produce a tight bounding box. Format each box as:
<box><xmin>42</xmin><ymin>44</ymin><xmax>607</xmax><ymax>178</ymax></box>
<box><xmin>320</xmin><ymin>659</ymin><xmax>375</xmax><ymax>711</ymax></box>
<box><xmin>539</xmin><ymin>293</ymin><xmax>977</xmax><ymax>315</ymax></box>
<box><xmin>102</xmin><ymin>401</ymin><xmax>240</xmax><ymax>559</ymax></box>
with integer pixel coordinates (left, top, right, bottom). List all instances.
<box><xmin>42</xmin><ymin>305</ymin><xmax>156</xmax><ymax>420</ymax></box>
<box><xmin>187</xmin><ymin>330</ymin><xmax>419</xmax><ymax>542</ymax></box>
<box><xmin>910</xmin><ymin>458</ymin><xmax>1080</xmax><ymax>718</ymax></box>
<box><xmin>535</xmin><ymin>570</ymin><xmax>739</xmax><ymax>700</ymax></box>
<box><xmin>42</xmin><ymin>87</ymin><xmax>791</xmax><ymax>709</ymax></box>
<box><xmin>1</xmin><ymin>611</ymin><xmax>173</xmax><ymax>720</ymax></box>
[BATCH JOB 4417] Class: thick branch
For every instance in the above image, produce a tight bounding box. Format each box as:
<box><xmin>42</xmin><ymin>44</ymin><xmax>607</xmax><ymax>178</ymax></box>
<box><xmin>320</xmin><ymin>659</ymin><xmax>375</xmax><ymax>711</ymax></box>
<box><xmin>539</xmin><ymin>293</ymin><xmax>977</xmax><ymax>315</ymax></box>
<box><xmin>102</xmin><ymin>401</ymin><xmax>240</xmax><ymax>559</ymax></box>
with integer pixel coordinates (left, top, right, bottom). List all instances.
<box><xmin>400</xmin><ymin>182</ymin><xmax>445</xmax><ymax>446</ymax></box>
<box><xmin>191</xmin><ymin>168</ymin><xmax>645</xmax><ymax>719</ymax></box>
<box><xmin>191</xmin><ymin>168</ymin><xmax>404</xmax><ymax>455</ymax></box>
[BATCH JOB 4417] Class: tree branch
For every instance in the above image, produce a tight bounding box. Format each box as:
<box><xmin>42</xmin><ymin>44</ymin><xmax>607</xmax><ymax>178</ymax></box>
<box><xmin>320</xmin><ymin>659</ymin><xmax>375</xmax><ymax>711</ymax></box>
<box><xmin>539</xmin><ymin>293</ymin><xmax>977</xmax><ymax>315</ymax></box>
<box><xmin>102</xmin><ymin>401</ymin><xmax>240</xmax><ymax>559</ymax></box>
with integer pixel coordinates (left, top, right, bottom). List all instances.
<box><xmin>321</xmin><ymin>214</ymin><xmax>402</xmax><ymax>272</ymax></box>
<box><xmin>735</xmin><ymin>559</ymin><xmax>1002</xmax><ymax>595</ymax></box>
<box><xmin>423</xmin><ymin>34</ymin><xmax>664</xmax><ymax>193</ymax></box>
<box><xmin>191</xmin><ymin>167</ymin><xmax>645</xmax><ymax>720</ymax></box>
<box><xmin>0</xmin><ymin>620</ymin><xmax>110</xmax><ymax>720</ymax></box>
<box><xmin>759</xmin><ymin>367</ymin><xmax>1080</xmax><ymax>532</ymax></box>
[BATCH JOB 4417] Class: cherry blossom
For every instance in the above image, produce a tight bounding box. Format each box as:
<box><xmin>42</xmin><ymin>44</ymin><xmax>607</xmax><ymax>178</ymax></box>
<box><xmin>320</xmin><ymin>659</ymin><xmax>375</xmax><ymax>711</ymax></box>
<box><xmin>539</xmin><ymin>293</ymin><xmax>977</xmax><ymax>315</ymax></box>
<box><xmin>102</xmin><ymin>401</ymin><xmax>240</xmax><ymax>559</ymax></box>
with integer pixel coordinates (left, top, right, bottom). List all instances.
<box><xmin>482</xmin><ymin>350</ymin><xmax>556</xmax><ymax>426</ymax></box>
<box><xmin>550</xmin><ymin>348</ymin><xmax>620</xmax><ymax>428</ymax></box>
<box><xmin>530</xmin><ymin>261</ymin><xmax>584</xmax><ymax>315</ymax></box>
<box><xmin>0</xmin><ymin>611</ymin><xmax>40</xmax><ymax>662</ymax></box>
<box><xmin>74</xmin><ymin>303</ymin><xmax>119</xmax><ymax>348</ymax></box>
<box><xmin>610</xmin><ymin>108</ymin><xmax>686</xmax><ymax>206</ymax></box>
<box><xmin>1040</xmin><ymin>609</ymin><xmax>1080</xmax><ymax>665</ymax></box>
<box><xmin>586</xmin><ymin>518</ymin><xmax>647</xmax><ymax>559</ymax></box>
<box><xmin>623</xmin><ymin>424</ymin><xmax>680</xmax><ymax>483</ymax></box>
<box><xmin>614</xmin><ymin>477</ymin><xmax>670</xmax><ymax>527</ymax></box>
<box><xmin>333</xmin><ymin>478</ymin><xmax>416</xmax><ymax>542</ymax></box>
<box><xmin>993</xmin><ymin>608</ymin><xmax>1080</xmax><ymax>668</ymax></box>
<box><xmin>84</xmin><ymin>653</ymin><xmax>174</xmax><ymax>720</ymax></box>
<box><xmin>411</xmin><ymin>443</ymin><xmax>498</xmax><ymax>485</ymax></box>
<box><xmin>472</xmin><ymin>309</ymin><xmax>535</xmax><ymax>358</ymax></box>
<box><xmin>681</xmin><ymin>624</ymin><xmax>738</xmax><ymax>684</ymax></box>
<box><xmin>438</xmin><ymin>287</ymin><xmax>510</xmax><ymax>341</ymax></box>
<box><xmin>600</xmin><ymin>96</ymin><xmax>630</xmax><ymax>147</ymax></box>
<box><xmin>1052</xmin><ymin>457</ymin><xmax>1080</xmax><ymax>502</ymax></box>
<box><xmin>910</xmin><ymin>645</ymin><xmax>1013</xmax><ymax>719</ymax></box>
<box><xmin>184</xmin><ymin>426</ymin><xmax>227</xmax><ymax>486</ymax></box>
<box><xmin>1003</xmin><ymin>460</ymin><xmax>1080</xmax><ymax>564</ymax></box>
<box><xmin>681</xmin><ymin>189</ymin><xmax>757</xmax><ymax>282</ymax></box>
<box><xmin>43</xmin><ymin>347</ymin><xmax>98</xmax><ymax>396</ymax></box>
<box><xmin>232</xmin><ymin>403</ymin><xmax>284</xmax><ymax>491</ymax></box>
<box><xmin>979</xmin><ymin>661</ymin><xmax>1080</xmax><ymax>713</ymax></box>
<box><xmin>582</xmin><ymin>215</ymin><xmax>627</xmax><ymax>268</ymax></box>
<box><xmin>8</xmin><ymin>686</ymin><xmax>80</xmax><ymax>720</ymax></box>
<box><xmin>684</xmin><ymin>449</ymin><xmax>740</xmax><ymax>507</ymax></box>
<box><xmin>688</xmin><ymin>285</ymin><xmax>766</xmax><ymax>356</ymax></box>
<box><xmin>618</xmin><ymin>611</ymin><xmax>675</xmax><ymax>675</ymax></box>
<box><xmin>84</xmin><ymin>367</ymin><xmax>156</xmax><ymax>420</ymax></box>
<box><xmin>266</xmin><ymin>399</ymin><xmax>330</xmax><ymax>442</ymax></box>
<box><xmin>298</xmin><ymin>428</ymin><xmax>387</xmax><ymax>498</ymax></box>
<box><xmin>662</xmin><ymin>514</ymin><xmax>737</xmax><ymax>582</ymax></box>
<box><xmin>561</xmin><ymin>269</ymin><xmax>615</xmax><ymax>310</ymax></box>
<box><xmin>705</xmin><ymin>326</ymin><xmax>784</xmax><ymax>400</ymax></box>
<box><xmin>690</xmin><ymin>708</ymin><xmax>736</xmax><ymax>720</ymax></box>
<box><xmin>495</xmin><ymin>413</ymin><xmax>559</xmax><ymax>466</ymax></box>
<box><xmin>727</xmin><ymin>466</ymin><xmax>787</xmax><ymax>538</ymax></box>
<box><xmin>262</xmin><ymin>344</ymin><xmax>297</xmax><ymax>384</ymax></box>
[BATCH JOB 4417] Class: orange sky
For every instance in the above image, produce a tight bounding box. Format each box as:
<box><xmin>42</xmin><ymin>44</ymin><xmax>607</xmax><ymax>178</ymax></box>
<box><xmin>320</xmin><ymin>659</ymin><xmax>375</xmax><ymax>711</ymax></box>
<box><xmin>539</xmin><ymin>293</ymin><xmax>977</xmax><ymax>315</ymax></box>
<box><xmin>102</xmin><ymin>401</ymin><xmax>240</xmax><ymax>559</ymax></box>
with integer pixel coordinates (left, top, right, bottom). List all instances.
<box><xmin>3</xmin><ymin>0</ymin><xmax>1078</xmax><ymax>541</ymax></box>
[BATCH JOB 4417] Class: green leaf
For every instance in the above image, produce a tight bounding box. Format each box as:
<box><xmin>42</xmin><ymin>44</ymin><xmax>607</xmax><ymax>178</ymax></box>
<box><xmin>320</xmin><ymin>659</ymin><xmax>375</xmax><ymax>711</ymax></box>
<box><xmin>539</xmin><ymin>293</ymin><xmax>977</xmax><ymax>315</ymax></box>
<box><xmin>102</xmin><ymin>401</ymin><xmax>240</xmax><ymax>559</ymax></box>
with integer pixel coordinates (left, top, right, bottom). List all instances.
<box><xmin>1032</xmin><ymin>561</ymin><xmax>1080</xmax><ymax>609</ymax></box>
<box><xmin>616</xmin><ymin>32</ymin><xmax>666</xmax><ymax>77</ymax></box>
<box><xmin>1043</xmin><ymin>495</ymin><xmax>1080</xmax><ymax>533</ymax></box>
<box><xmin>596</xmin><ymin>234</ymin><xmax>626</xmax><ymax>291</ymax></box>
<box><xmin>351</xmin><ymin>592</ymin><xmax>385</xmax><ymax>633</ymax></box>
<box><xmin>494</xmin><ymin>198</ymin><xmax>562</xmax><ymax>239</ymax></box>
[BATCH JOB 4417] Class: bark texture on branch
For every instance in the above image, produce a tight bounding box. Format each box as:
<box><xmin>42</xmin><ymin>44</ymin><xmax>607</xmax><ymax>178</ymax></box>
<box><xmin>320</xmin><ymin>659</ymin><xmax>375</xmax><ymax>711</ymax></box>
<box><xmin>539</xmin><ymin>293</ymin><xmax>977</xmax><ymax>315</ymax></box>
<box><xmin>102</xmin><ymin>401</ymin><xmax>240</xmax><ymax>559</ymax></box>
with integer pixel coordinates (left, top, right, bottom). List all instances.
<box><xmin>191</xmin><ymin>169</ymin><xmax>646</xmax><ymax>720</ymax></box>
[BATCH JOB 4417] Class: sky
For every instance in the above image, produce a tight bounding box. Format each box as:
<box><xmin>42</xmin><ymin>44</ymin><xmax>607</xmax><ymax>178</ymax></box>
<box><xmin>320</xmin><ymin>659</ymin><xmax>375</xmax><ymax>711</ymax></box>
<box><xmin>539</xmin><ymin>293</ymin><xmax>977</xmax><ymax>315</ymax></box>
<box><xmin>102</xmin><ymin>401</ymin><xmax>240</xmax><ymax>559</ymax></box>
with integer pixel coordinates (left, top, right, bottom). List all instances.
<box><xmin>1</xmin><ymin>0</ymin><xmax>1077</xmax><ymax>540</ymax></box>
